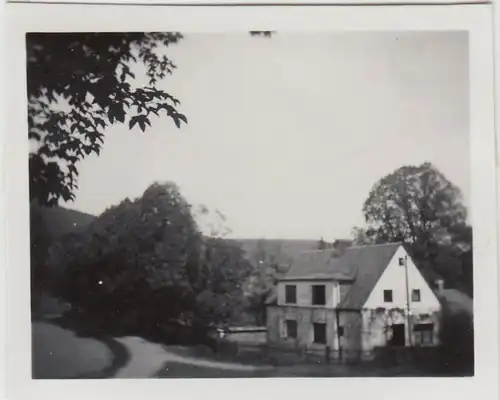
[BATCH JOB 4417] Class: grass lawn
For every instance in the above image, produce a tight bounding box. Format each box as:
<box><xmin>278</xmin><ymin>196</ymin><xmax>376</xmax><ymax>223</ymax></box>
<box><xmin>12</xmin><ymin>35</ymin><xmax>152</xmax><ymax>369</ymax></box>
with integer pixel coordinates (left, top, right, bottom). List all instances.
<box><xmin>155</xmin><ymin>362</ymin><xmax>271</xmax><ymax>378</ymax></box>
<box><xmin>154</xmin><ymin>360</ymin><xmax>433</xmax><ymax>378</ymax></box>
<box><xmin>32</xmin><ymin>321</ymin><xmax>129</xmax><ymax>379</ymax></box>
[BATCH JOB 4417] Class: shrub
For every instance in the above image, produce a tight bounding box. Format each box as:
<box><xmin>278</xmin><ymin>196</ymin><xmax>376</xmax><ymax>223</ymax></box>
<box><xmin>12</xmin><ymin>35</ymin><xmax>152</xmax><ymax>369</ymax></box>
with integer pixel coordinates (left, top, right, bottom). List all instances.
<box><xmin>437</xmin><ymin>300</ymin><xmax>474</xmax><ymax>375</ymax></box>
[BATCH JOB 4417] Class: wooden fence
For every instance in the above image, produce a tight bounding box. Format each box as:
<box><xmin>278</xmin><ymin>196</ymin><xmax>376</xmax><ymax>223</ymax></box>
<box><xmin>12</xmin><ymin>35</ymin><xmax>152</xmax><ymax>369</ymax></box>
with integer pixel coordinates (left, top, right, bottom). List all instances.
<box><xmin>213</xmin><ymin>333</ymin><xmax>443</xmax><ymax>367</ymax></box>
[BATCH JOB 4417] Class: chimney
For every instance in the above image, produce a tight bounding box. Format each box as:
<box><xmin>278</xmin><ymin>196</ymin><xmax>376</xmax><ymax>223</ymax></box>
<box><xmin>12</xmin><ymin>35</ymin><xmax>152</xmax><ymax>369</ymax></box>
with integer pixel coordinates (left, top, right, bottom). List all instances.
<box><xmin>332</xmin><ymin>239</ymin><xmax>352</xmax><ymax>257</ymax></box>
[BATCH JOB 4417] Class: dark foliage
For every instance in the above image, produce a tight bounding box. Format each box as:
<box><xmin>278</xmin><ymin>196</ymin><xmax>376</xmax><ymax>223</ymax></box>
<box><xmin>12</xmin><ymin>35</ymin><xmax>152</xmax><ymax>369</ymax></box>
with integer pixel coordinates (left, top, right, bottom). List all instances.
<box><xmin>437</xmin><ymin>299</ymin><xmax>474</xmax><ymax>375</ymax></box>
<box><xmin>354</xmin><ymin>162</ymin><xmax>473</xmax><ymax>293</ymax></box>
<box><xmin>50</xmin><ymin>183</ymin><xmax>252</xmax><ymax>337</ymax></box>
<box><xmin>27</xmin><ymin>33</ymin><xmax>187</xmax><ymax>206</ymax></box>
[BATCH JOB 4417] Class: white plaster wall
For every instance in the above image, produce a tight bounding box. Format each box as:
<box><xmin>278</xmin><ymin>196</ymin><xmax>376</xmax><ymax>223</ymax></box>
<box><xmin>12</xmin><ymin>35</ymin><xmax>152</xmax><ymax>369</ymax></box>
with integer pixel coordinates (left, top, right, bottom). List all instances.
<box><xmin>277</xmin><ymin>280</ymin><xmax>340</xmax><ymax>308</ymax></box>
<box><xmin>363</xmin><ymin>246</ymin><xmax>441</xmax><ymax>313</ymax></box>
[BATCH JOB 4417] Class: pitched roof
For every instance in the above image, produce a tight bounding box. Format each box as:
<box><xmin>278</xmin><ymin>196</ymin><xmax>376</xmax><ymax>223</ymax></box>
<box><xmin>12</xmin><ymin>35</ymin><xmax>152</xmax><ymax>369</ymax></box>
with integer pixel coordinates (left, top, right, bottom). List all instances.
<box><xmin>281</xmin><ymin>242</ymin><xmax>402</xmax><ymax>309</ymax></box>
<box><xmin>232</xmin><ymin>238</ymin><xmax>319</xmax><ymax>268</ymax></box>
<box><xmin>338</xmin><ymin>243</ymin><xmax>401</xmax><ymax>309</ymax></box>
<box><xmin>283</xmin><ymin>249</ymin><xmax>356</xmax><ymax>281</ymax></box>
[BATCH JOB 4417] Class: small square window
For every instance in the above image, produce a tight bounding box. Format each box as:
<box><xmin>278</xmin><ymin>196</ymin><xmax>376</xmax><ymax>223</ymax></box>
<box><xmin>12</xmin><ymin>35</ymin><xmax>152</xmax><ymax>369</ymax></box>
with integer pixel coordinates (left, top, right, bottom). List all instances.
<box><xmin>384</xmin><ymin>290</ymin><xmax>393</xmax><ymax>302</ymax></box>
<box><xmin>285</xmin><ymin>320</ymin><xmax>297</xmax><ymax>339</ymax></box>
<box><xmin>285</xmin><ymin>285</ymin><xmax>296</xmax><ymax>304</ymax></box>
<box><xmin>312</xmin><ymin>285</ymin><xmax>326</xmax><ymax>305</ymax></box>
<box><xmin>313</xmin><ymin>323</ymin><xmax>327</xmax><ymax>344</ymax></box>
<box><xmin>399</xmin><ymin>257</ymin><xmax>405</xmax><ymax>266</ymax></box>
<box><xmin>412</xmin><ymin>289</ymin><xmax>421</xmax><ymax>302</ymax></box>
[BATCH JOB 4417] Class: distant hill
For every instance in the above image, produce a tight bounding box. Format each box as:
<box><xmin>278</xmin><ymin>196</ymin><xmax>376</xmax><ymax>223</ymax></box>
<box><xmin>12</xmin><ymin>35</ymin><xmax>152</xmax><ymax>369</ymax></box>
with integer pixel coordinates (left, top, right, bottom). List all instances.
<box><xmin>229</xmin><ymin>238</ymin><xmax>320</xmax><ymax>268</ymax></box>
<box><xmin>34</xmin><ymin>207</ymin><xmax>350</xmax><ymax>277</ymax></box>
<box><xmin>35</xmin><ymin>205</ymin><xmax>96</xmax><ymax>240</ymax></box>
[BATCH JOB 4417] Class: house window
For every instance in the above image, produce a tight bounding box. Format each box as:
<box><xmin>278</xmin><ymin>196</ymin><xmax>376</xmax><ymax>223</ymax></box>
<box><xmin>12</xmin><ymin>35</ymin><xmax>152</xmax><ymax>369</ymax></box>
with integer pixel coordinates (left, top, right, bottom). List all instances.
<box><xmin>412</xmin><ymin>289</ymin><xmax>421</xmax><ymax>302</ymax></box>
<box><xmin>313</xmin><ymin>323</ymin><xmax>327</xmax><ymax>344</ymax></box>
<box><xmin>285</xmin><ymin>320</ymin><xmax>298</xmax><ymax>339</ymax></box>
<box><xmin>338</xmin><ymin>326</ymin><xmax>344</xmax><ymax>337</ymax></box>
<box><xmin>399</xmin><ymin>257</ymin><xmax>405</xmax><ymax>266</ymax></box>
<box><xmin>383</xmin><ymin>289</ymin><xmax>393</xmax><ymax>302</ymax></box>
<box><xmin>312</xmin><ymin>285</ymin><xmax>326</xmax><ymax>305</ymax></box>
<box><xmin>285</xmin><ymin>285</ymin><xmax>297</xmax><ymax>304</ymax></box>
<box><xmin>414</xmin><ymin>323</ymin><xmax>434</xmax><ymax>346</ymax></box>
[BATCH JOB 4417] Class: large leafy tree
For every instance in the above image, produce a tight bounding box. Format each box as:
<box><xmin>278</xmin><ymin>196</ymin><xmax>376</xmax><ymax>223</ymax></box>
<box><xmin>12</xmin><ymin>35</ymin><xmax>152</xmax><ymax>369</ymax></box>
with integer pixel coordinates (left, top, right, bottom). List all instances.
<box><xmin>185</xmin><ymin>237</ymin><xmax>253</xmax><ymax>329</ymax></box>
<box><xmin>52</xmin><ymin>182</ymin><xmax>200</xmax><ymax>321</ymax></box>
<box><xmin>355</xmin><ymin>162</ymin><xmax>472</xmax><ymax>291</ymax></box>
<box><xmin>244</xmin><ymin>240</ymin><xmax>284</xmax><ymax>325</ymax></box>
<box><xmin>28</xmin><ymin>33</ymin><xmax>187</xmax><ymax>206</ymax></box>
<box><xmin>50</xmin><ymin>182</ymin><xmax>251</xmax><ymax>332</ymax></box>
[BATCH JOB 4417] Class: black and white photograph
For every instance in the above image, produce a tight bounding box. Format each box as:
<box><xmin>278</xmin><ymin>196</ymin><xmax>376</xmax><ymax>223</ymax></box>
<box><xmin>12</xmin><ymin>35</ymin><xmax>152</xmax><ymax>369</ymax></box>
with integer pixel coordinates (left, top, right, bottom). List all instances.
<box><xmin>26</xmin><ymin>28</ymin><xmax>477</xmax><ymax>379</ymax></box>
<box><xmin>3</xmin><ymin>2</ymin><xmax>497</xmax><ymax>392</ymax></box>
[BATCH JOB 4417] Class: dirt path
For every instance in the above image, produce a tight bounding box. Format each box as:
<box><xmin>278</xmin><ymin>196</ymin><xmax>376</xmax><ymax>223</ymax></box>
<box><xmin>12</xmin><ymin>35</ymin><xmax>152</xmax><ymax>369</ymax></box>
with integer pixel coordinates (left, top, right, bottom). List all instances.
<box><xmin>114</xmin><ymin>337</ymin><xmax>273</xmax><ymax>378</ymax></box>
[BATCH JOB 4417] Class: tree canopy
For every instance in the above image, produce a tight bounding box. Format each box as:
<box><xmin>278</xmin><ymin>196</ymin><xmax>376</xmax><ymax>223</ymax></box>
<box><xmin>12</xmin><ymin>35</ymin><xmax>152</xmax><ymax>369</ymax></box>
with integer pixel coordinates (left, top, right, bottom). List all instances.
<box><xmin>354</xmin><ymin>162</ymin><xmax>472</xmax><ymax>292</ymax></box>
<box><xmin>243</xmin><ymin>240</ymin><xmax>284</xmax><ymax>325</ymax></box>
<box><xmin>50</xmin><ymin>182</ymin><xmax>252</xmax><ymax>332</ymax></box>
<box><xmin>28</xmin><ymin>33</ymin><xmax>188</xmax><ymax>206</ymax></box>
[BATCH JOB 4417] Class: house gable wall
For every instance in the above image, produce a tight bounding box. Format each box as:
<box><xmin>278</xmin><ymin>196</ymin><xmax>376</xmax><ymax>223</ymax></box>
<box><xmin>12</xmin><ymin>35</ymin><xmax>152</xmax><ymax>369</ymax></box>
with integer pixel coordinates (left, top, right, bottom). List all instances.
<box><xmin>363</xmin><ymin>246</ymin><xmax>441</xmax><ymax>313</ymax></box>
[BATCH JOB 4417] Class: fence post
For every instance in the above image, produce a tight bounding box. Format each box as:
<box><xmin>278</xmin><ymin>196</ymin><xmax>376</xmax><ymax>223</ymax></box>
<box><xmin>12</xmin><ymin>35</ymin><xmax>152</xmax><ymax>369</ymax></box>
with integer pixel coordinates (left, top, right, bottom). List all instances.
<box><xmin>301</xmin><ymin>345</ymin><xmax>307</xmax><ymax>361</ymax></box>
<box><xmin>325</xmin><ymin>346</ymin><xmax>331</xmax><ymax>364</ymax></box>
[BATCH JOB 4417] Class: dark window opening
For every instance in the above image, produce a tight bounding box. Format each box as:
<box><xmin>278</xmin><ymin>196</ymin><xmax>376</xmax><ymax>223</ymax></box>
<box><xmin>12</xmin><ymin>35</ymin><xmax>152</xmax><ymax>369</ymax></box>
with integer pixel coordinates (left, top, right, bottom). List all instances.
<box><xmin>412</xmin><ymin>289</ymin><xmax>421</xmax><ymax>302</ymax></box>
<box><xmin>383</xmin><ymin>289</ymin><xmax>393</xmax><ymax>302</ymax></box>
<box><xmin>285</xmin><ymin>285</ymin><xmax>296</xmax><ymax>304</ymax></box>
<box><xmin>338</xmin><ymin>326</ymin><xmax>344</xmax><ymax>337</ymax></box>
<box><xmin>389</xmin><ymin>323</ymin><xmax>406</xmax><ymax>346</ymax></box>
<box><xmin>313</xmin><ymin>323</ymin><xmax>327</xmax><ymax>344</ymax></box>
<box><xmin>312</xmin><ymin>285</ymin><xmax>326</xmax><ymax>305</ymax></box>
<box><xmin>399</xmin><ymin>257</ymin><xmax>405</xmax><ymax>266</ymax></box>
<box><xmin>414</xmin><ymin>323</ymin><xmax>434</xmax><ymax>346</ymax></box>
<box><xmin>285</xmin><ymin>320</ymin><xmax>297</xmax><ymax>339</ymax></box>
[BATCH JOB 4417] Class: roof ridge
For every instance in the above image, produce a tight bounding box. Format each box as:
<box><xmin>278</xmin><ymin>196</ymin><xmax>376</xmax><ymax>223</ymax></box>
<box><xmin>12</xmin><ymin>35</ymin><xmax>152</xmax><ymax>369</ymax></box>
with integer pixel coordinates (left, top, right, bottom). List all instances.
<box><xmin>299</xmin><ymin>249</ymin><xmax>336</xmax><ymax>254</ymax></box>
<box><xmin>347</xmin><ymin>242</ymin><xmax>402</xmax><ymax>250</ymax></box>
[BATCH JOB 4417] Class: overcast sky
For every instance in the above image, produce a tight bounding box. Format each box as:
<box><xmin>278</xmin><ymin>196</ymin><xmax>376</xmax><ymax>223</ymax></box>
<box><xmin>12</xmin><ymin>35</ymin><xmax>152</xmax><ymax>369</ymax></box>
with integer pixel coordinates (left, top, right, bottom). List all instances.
<box><xmin>63</xmin><ymin>31</ymin><xmax>469</xmax><ymax>241</ymax></box>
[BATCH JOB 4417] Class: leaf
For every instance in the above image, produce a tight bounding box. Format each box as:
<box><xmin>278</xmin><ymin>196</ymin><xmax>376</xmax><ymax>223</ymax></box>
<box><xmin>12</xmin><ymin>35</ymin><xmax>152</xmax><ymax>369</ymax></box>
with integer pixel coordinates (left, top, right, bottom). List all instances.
<box><xmin>173</xmin><ymin>115</ymin><xmax>181</xmax><ymax>129</ymax></box>
<box><xmin>138</xmin><ymin>118</ymin><xmax>146</xmax><ymax>132</ymax></box>
<box><xmin>129</xmin><ymin>116</ymin><xmax>138</xmax><ymax>130</ymax></box>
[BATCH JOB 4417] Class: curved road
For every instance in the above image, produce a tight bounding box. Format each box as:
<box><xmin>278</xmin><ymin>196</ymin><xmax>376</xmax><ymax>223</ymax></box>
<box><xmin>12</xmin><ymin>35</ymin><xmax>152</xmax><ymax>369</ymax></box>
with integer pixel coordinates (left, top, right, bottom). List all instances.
<box><xmin>114</xmin><ymin>337</ymin><xmax>273</xmax><ymax>378</ymax></box>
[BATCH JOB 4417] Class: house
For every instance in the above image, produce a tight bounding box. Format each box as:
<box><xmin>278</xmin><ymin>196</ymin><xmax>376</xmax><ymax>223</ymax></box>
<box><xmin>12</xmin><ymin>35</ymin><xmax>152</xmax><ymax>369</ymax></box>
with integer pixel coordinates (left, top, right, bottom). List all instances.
<box><xmin>266</xmin><ymin>243</ymin><xmax>442</xmax><ymax>360</ymax></box>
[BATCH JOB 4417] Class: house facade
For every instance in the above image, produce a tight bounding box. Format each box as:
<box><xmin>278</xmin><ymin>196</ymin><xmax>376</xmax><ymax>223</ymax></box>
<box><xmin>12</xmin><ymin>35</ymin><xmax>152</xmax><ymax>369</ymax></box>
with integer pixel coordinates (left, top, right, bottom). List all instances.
<box><xmin>266</xmin><ymin>243</ymin><xmax>442</xmax><ymax>360</ymax></box>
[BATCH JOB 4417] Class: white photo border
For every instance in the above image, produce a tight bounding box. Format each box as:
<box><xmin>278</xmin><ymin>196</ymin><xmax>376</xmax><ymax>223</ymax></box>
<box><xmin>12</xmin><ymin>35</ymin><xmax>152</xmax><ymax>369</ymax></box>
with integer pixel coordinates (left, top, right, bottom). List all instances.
<box><xmin>4</xmin><ymin>3</ymin><xmax>498</xmax><ymax>400</ymax></box>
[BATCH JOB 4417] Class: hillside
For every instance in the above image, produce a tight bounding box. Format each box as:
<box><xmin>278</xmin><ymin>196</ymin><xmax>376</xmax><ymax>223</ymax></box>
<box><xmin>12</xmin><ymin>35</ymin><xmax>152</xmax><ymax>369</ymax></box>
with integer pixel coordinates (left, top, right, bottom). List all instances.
<box><xmin>229</xmin><ymin>238</ymin><xmax>321</xmax><ymax>269</ymax></box>
<box><xmin>36</xmin><ymin>205</ymin><xmax>96</xmax><ymax>240</ymax></box>
<box><xmin>33</xmin><ymin>206</ymin><xmax>321</xmax><ymax>267</ymax></box>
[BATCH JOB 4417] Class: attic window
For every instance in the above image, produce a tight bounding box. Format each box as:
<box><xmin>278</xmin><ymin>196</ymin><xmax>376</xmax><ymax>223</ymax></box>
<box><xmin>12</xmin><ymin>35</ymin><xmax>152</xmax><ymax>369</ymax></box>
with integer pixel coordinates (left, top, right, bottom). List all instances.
<box><xmin>412</xmin><ymin>289</ymin><xmax>421</xmax><ymax>302</ymax></box>
<box><xmin>384</xmin><ymin>290</ymin><xmax>393</xmax><ymax>302</ymax></box>
<box><xmin>398</xmin><ymin>257</ymin><xmax>405</xmax><ymax>266</ymax></box>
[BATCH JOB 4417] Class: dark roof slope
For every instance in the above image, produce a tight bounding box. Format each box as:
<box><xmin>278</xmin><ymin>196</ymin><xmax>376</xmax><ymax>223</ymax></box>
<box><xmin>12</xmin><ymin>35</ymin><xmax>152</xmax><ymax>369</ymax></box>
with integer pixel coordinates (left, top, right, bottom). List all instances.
<box><xmin>282</xmin><ymin>242</ymin><xmax>402</xmax><ymax>309</ymax></box>
<box><xmin>338</xmin><ymin>243</ymin><xmax>401</xmax><ymax>309</ymax></box>
<box><xmin>283</xmin><ymin>250</ymin><xmax>356</xmax><ymax>281</ymax></box>
<box><xmin>230</xmin><ymin>238</ymin><xmax>319</xmax><ymax>268</ymax></box>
